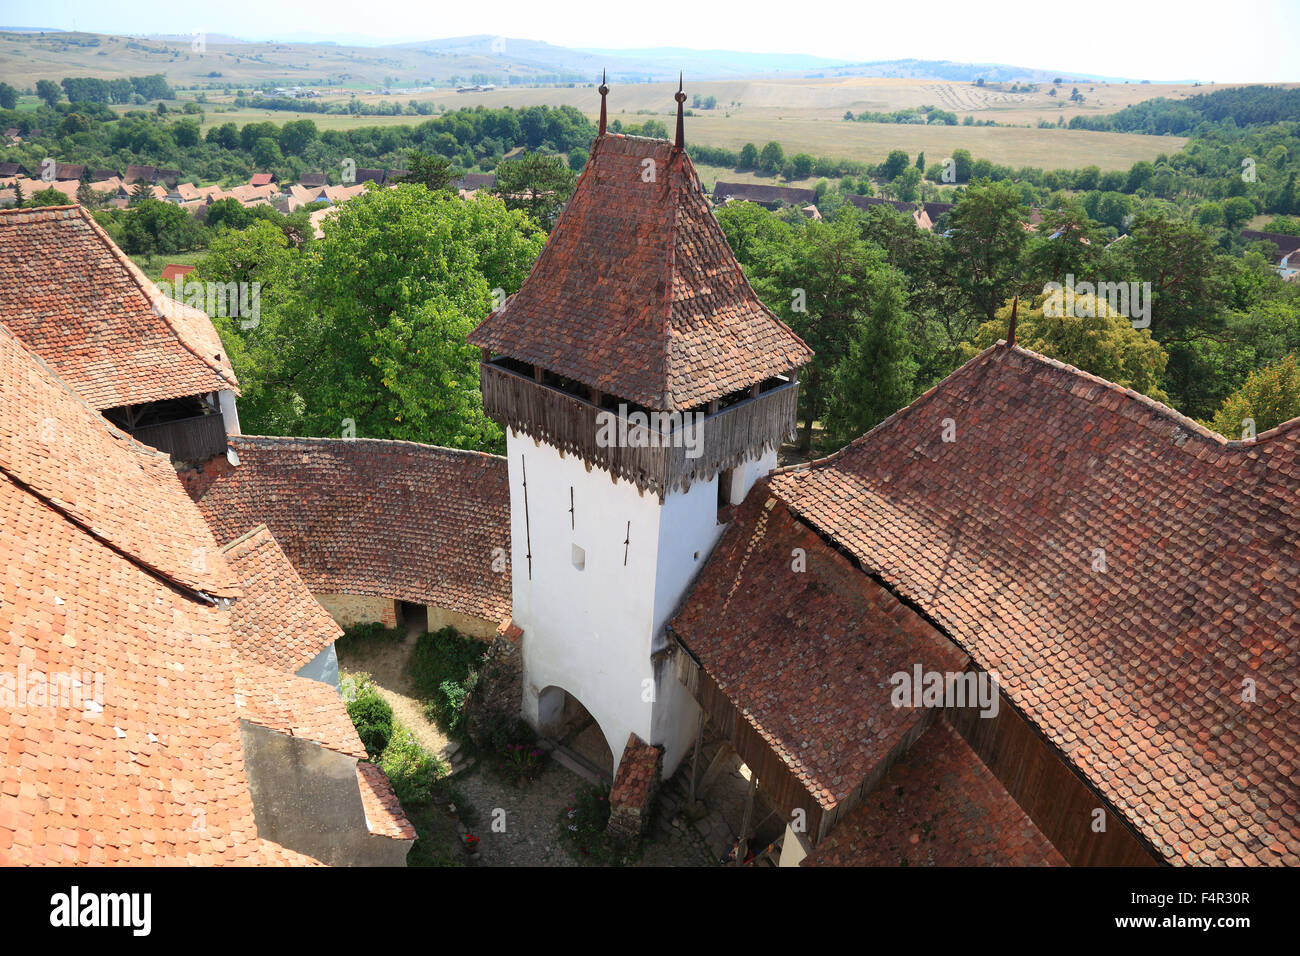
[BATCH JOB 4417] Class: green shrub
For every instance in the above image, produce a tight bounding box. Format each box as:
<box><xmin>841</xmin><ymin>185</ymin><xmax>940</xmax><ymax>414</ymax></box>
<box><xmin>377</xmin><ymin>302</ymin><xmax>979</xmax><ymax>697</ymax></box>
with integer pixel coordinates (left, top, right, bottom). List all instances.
<box><xmin>411</xmin><ymin>627</ymin><xmax>486</xmax><ymax>738</ymax></box>
<box><xmin>335</xmin><ymin>621</ymin><xmax>405</xmax><ymax>656</ymax></box>
<box><xmin>346</xmin><ymin>680</ymin><xmax>393</xmax><ymax>759</ymax></box>
<box><xmin>378</xmin><ymin>724</ymin><xmax>447</xmax><ymax>806</ymax></box>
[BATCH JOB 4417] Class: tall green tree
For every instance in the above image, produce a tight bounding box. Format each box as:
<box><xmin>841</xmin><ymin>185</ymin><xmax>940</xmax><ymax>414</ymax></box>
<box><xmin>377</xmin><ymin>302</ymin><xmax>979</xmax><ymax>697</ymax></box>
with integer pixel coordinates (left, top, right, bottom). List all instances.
<box><xmin>35</xmin><ymin>79</ymin><xmax>61</xmax><ymax>108</ymax></box>
<box><xmin>942</xmin><ymin>179</ymin><xmax>1030</xmax><ymax>324</ymax></box>
<box><xmin>824</xmin><ymin>263</ymin><xmax>917</xmax><ymax>442</ymax></box>
<box><xmin>405</xmin><ymin>151</ymin><xmax>458</xmax><ymax>193</ymax></box>
<box><xmin>492</xmin><ymin>151</ymin><xmax>576</xmax><ymax>226</ymax></box>
<box><xmin>306</xmin><ymin>186</ymin><xmax>545</xmax><ymax>448</ymax></box>
<box><xmin>1208</xmin><ymin>354</ymin><xmax>1300</xmax><ymax>438</ymax></box>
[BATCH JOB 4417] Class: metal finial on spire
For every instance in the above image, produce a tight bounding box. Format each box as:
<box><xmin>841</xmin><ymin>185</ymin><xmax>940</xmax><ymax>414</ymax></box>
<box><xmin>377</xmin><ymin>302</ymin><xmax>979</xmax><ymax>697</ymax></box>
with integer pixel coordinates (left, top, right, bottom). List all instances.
<box><xmin>1007</xmin><ymin>295</ymin><xmax>1019</xmax><ymax>346</ymax></box>
<box><xmin>674</xmin><ymin>72</ymin><xmax>687</xmax><ymax>150</ymax></box>
<box><xmin>598</xmin><ymin>69</ymin><xmax>609</xmax><ymax>136</ymax></box>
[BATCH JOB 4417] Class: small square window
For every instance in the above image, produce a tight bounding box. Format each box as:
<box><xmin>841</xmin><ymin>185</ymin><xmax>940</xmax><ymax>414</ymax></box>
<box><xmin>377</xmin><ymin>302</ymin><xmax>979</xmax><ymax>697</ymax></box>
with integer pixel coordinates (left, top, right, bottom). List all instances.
<box><xmin>571</xmin><ymin>544</ymin><xmax>586</xmax><ymax>570</ymax></box>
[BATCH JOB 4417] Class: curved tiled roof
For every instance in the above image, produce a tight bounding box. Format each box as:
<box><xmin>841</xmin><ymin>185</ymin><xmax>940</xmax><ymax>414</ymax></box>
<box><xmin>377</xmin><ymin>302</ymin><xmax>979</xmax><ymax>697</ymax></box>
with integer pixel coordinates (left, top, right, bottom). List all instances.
<box><xmin>0</xmin><ymin>205</ymin><xmax>238</xmax><ymax>410</ymax></box>
<box><xmin>0</xmin><ymin>324</ymin><xmax>266</xmax><ymax>864</ymax></box>
<box><xmin>197</xmin><ymin>436</ymin><xmax>511</xmax><ymax>622</ymax></box>
<box><xmin>469</xmin><ymin>134</ymin><xmax>812</xmax><ymax>411</ymax></box>
<box><xmin>221</xmin><ymin>525</ymin><xmax>343</xmax><ymax>673</ymax></box>
<box><xmin>770</xmin><ymin>344</ymin><xmax>1300</xmax><ymax>866</ymax></box>
<box><xmin>233</xmin><ymin>660</ymin><xmax>367</xmax><ymax>761</ymax></box>
<box><xmin>356</xmin><ymin>762</ymin><xmax>416</xmax><ymax>840</ymax></box>
<box><xmin>803</xmin><ymin>720</ymin><xmax>1065</xmax><ymax>867</ymax></box>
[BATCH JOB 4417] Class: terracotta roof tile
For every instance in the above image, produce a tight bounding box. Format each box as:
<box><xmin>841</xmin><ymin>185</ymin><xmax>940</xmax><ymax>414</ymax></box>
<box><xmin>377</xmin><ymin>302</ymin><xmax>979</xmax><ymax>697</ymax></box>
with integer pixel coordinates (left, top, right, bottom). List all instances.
<box><xmin>0</xmin><ymin>321</ymin><xmax>239</xmax><ymax>598</ymax></box>
<box><xmin>803</xmin><ymin>719</ymin><xmax>1065</xmax><ymax>866</ymax></box>
<box><xmin>233</xmin><ymin>660</ymin><xmax>366</xmax><ymax>760</ymax></box>
<box><xmin>0</xmin><ymin>326</ymin><xmax>272</xmax><ymax>864</ymax></box>
<box><xmin>221</xmin><ymin>525</ymin><xmax>343</xmax><ymax>673</ymax></box>
<box><xmin>771</xmin><ymin>344</ymin><xmax>1300</xmax><ymax>866</ymax></box>
<box><xmin>671</xmin><ymin>491</ymin><xmax>967</xmax><ymax>813</ymax></box>
<box><xmin>355</xmin><ymin>762</ymin><xmax>416</xmax><ymax>840</ymax></box>
<box><xmin>0</xmin><ymin>205</ymin><xmax>238</xmax><ymax>409</ymax></box>
<box><xmin>469</xmin><ymin>134</ymin><xmax>812</xmax><ymax>411</ymax></box>
<box><xmin>197</xmin><ymin>436</ymin><xmax>511</xmax><ymax>621</ymax></box>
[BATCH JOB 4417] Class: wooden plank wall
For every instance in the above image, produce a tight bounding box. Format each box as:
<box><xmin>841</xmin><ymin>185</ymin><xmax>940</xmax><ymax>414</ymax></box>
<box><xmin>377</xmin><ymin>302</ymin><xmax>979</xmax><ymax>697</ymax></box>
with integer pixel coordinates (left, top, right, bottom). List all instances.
<box><xmin>946</xmin><ymin>693</ymin><xmax>1161</xmax><ymax>866</ymax></box>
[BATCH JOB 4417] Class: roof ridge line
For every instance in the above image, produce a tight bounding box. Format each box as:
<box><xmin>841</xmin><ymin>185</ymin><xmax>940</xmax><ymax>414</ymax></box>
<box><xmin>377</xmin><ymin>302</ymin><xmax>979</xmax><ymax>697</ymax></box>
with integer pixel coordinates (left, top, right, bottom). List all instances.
<box><xmin>220</xmin><ymin>522</ymin><xmax>272</xmax><ymax>552</ymax></box>
<box><xmin>76</xmin><ymin>205</ymin><xmax>240</xmax><ymax>392</ymax></box>
<box><xmin>660</xmin><ymin>149</ymin><xmax>682</xmax><ymax>409</ymax></box>
<box><xmin>772</xmin><ymin>342</ymin><xmax>1006</xmax><ymax>477</ymax></box>
<box><xmin>231</xmin><ymin>433</ymin><xmax>507</xmax><ymax>460</ymax></box>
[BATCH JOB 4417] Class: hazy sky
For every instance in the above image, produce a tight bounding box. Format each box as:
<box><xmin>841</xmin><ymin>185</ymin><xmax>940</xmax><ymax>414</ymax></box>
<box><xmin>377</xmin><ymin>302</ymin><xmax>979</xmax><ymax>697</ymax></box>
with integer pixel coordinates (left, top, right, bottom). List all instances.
<box><xmin>3</xmin><ymin>0</ymin><xmax>1298</xmax><ymax>82</ymax></box>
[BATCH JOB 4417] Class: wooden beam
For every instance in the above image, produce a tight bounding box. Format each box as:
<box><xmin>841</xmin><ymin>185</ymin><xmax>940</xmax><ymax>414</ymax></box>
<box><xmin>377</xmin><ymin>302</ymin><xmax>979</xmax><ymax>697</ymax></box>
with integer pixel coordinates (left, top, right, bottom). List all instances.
<box><xmin>688</xmin><ymin>711</ymin><xmax>704</xmax><ymax>805</ymax></box>
<box><xmin>735</xmin><ymin>772</ymin><xmax>759</xmax><ymax>865</ymax></box>
<box><xmin>533</xmin><ymin>364</ymin><xmax>545</xmax><ymax>383</ymax></box>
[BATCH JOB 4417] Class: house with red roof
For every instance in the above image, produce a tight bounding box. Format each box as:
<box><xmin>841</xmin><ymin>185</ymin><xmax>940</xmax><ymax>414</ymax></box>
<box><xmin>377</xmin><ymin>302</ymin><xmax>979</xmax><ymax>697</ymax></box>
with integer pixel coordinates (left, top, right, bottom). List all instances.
<box><xmin>0</xmin><ymin>206</ymin><xmax>241</xmax><ymax>465</ymax></box>
<box><xmin>0</xmin><ymin>319</ymin><xmax>412</xmax><ymax>866</ymax></box>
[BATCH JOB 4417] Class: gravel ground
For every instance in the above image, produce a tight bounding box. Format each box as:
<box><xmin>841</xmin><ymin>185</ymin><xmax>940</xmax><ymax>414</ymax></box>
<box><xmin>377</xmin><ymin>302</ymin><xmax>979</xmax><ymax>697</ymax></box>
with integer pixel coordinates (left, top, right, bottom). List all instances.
<box><xmin>451</xmin><ymin>759</ymin><xmax>715</xmax><ymax>867</ymax></box>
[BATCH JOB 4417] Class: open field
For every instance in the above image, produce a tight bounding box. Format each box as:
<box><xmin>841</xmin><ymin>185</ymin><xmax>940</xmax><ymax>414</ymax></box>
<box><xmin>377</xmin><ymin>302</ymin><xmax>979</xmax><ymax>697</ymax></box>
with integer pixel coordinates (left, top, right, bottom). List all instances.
<box><xmin>189</xmin><ymin>97</ymin><xmax>1188</xmax><ymax>170</ymax></box>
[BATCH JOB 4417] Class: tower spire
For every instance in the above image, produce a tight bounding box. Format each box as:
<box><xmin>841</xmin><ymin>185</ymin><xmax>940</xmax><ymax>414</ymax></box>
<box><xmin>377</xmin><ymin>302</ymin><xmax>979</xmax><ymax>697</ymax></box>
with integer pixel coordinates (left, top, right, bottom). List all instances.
<box><xmin>598</xmin><ymin>70</ymin><xmax>609</xmax><ymax>136</ymax></box>
<box><xmin>674</xmin><ymin>73</ymin><xmax>686</xmax><ymax>150</ymax></box>
<box><xmin>1006</xmin><ymin>295</ymin><xmax>1019</xmax><ymax>346</ymax></box>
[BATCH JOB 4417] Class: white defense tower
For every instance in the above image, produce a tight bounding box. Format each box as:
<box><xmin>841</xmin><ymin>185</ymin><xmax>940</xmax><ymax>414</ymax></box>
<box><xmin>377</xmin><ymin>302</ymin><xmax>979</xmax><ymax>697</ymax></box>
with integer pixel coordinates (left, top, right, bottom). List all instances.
<box><xmin>469</xmin><ymin>80</ymin><xmax>811</xmax><ymax>777</ymax></box>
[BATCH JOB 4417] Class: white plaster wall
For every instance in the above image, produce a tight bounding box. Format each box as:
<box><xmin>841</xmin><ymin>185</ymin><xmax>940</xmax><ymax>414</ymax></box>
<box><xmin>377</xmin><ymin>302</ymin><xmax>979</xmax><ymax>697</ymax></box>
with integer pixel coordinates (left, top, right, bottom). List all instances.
<box><xmin>510</xmin><ymin>429</ymin><xmax>779</xmax><ymax>777</ymax></box>
<box><xmin>218</xmin><ymin>388</ymin><xmax>241</xmax><ymax>436</ymax></box>
<box><xmin>509</xmin><ymin>431</ymin><xmax>661</xmax><ymax>774</ymax></box>
<box><xmin>296</xmin><ymin>642</ymin><xmax>340</xmax><ymax>692</ymax></box>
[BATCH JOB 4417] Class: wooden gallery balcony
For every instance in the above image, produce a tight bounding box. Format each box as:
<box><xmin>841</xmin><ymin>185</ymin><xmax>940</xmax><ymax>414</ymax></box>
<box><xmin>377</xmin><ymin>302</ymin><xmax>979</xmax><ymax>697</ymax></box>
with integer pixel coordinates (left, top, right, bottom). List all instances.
<box><xmin>480</xmin><ymin>359</ymin><xmax>799</xmax><ymax>499</ymax></box>
<box><xmin>127</xmin><ymin>413</ymin><xmax>228</xmax><ymax>463</ymax></box>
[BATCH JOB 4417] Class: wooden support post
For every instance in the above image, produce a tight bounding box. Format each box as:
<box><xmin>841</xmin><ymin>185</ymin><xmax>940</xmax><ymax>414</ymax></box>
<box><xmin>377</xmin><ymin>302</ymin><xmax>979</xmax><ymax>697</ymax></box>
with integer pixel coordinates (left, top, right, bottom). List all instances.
<box><xmin>588</xmin><ymin>386</ymin><xmax>602</xmax><ymax>406</ymax></box>
<box><xmin>688</xmin><ymin>711</ymin><xmax>704</xmax><ymax>805</ymax></box>
<box><xmin>750</xmin><ymin>382</ymin><xmax>761</xmax><ymax>398</ymax></box>
<box><xmin>735</xmin><ymin>772</ymin><xmax>758</xmax><ymax>866</ymax></box>
<box><xmin>480</xmin><ymin>347</ymin><xmax>490</xmax><ymax>364</ymax></box>
<box><xmin>533</xmin><ymin>364</ymin><xmax>545</xmax><ymax>383</ymax></box>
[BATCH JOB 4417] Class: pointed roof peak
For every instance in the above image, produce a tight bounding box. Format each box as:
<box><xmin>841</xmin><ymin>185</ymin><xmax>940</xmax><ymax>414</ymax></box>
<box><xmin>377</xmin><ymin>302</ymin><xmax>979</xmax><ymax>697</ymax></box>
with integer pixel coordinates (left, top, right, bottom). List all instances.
<box><xmin>674</xmin><ymin>73</ymin><xmax>687</xmax><ymax>151</ymax></box>
<box><xmin>468</xmin><ymin>134</ymin><xmax>812</xmax><ymax>411</ymax></box>
<box><xmin>598</xmin><ymin>69</ymin><xmax>609</xmax><ymax>136</ymax></box>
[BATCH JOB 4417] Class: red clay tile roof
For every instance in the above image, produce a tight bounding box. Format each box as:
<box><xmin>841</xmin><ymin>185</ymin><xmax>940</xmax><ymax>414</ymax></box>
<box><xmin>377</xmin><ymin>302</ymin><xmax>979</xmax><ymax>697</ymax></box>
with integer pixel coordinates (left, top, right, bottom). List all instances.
<box><xmin>355</xmin><ymin>762</ymin><xmax>416</xmax><ymax>840</ymax></box>
<box><xmin>250</xmin><ymin>839</ymin><xmax>326</xmax><ymax>865</ymax></box>
<box><xmin>609</xmin><ymin>733</ymin><xmax>662</xmax><ymax>811</ymax></box>
<box><xmin>0</xmin><ymin>321</ymin><xmax>240</xmax><ymax>599</ymax></box>
<box><xmin>221</xmin><ymin>525</ymin><xmax>344</xmax><ymax>673</ymax></box>
<box><xmin>771</xmin><ymin>343</ymin><xmax>1300</xmax><ymax>866</ymax></box>
<box><xmin>233</xmin><ymin>660</ymin><xmax>366</xmax><ymax>760</ymax></box>
<box><xmin>0</xmin><ymin>325</ymin><xmax>280</xmax><ymax>865</ymax></box>
<box><xmin>802</xmin><ymin>719</ymin><xmax>1065</xmax><ymax>867</ymax></box>
<box><xmin>0</xmin><ymin>205</ymin><xmax>238</xmax><ymax>410</ymax></box>
<box><xmin>469</xmin><ymin>134</ymin><xmax>812</xmax><ymax>411</ymax></box>
<box><xmin>670</xmin><ymin>490</ymin><xmax>967</xmax><ymax>820</ymax></box>
<box><xmin>197</xmin><ymin>436</ymin><xmax>511</xmax><ymax>621</ymax></box>
<box><xmin>714</xmin><ymin>181</ymin><xmax>817</xmax><ymax>206</ymax></box>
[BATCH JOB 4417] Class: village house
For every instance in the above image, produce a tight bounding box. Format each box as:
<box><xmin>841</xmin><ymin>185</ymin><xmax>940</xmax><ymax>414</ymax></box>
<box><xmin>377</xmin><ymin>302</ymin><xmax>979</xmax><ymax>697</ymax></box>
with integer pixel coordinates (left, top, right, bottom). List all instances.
<box><xmin>0</xmin><ymin>275</ymin><xmax>414</xmax><ymax>865</ymax></box>
<box><xmin>0</xmin><ymin>205</ymin><xmax>241</xmax><ymax>465</ymax></box>
<box><xmin>1242</xmin><ymin>228</ymin><xmax>1300</xmax><ymax>278</ymax></box>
